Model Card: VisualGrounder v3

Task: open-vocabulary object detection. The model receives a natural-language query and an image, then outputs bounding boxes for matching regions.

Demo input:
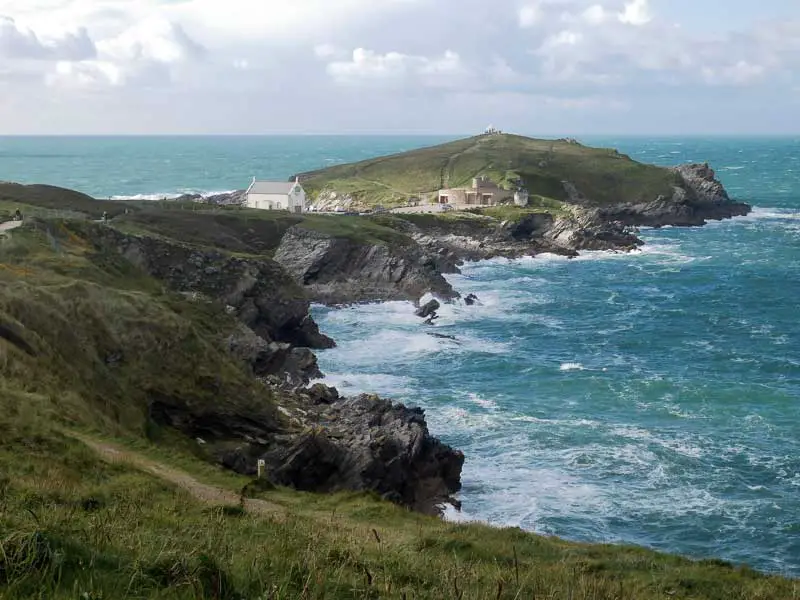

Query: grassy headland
[296,134,682,209]
[0,184,795,599]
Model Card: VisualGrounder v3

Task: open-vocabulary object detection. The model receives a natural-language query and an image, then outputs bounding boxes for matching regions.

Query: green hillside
[297,134,682,208]
[0,187,796,599]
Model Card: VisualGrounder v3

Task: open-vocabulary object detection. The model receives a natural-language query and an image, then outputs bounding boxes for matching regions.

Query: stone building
[436,176,514,207]
[245,177,306,213]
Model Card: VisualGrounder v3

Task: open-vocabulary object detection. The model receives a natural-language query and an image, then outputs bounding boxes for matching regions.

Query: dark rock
[415,299,440,319]
[259,394,464,515]
[428,333,458,341]
[273,226,458,305]
[82,225,335,354]
[507,213,555,240]
[593,163,751,229]
[305,383,340,405]
[464,294,479,306]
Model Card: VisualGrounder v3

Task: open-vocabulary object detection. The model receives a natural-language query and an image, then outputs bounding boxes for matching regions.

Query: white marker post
[257,459,266,479]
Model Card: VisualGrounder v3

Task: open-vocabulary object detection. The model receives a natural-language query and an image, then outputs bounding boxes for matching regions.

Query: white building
[245,177,306,213]
[514,189,530,207]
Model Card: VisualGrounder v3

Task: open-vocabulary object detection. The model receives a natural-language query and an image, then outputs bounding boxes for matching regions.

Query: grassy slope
[2,425,796,600]
[0,220,281,440]
[297,134,681,208]
[0,187,797,598]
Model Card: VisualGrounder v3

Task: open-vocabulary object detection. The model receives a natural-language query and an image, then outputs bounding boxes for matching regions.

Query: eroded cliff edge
[1,214,465,515]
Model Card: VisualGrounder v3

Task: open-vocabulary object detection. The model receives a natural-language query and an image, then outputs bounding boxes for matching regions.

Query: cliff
[1,186,795,598]
[273,224,458,304]
[0,202,464,516]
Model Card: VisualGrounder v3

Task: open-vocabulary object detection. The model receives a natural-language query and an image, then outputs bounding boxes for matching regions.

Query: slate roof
[247,181,297,195]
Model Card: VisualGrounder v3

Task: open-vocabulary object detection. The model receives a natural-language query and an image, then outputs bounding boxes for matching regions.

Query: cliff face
[591,163,751,228]
[81,224,334,384]
[2,217,464,516]
[273,225,458,304]
[215,390,464,515]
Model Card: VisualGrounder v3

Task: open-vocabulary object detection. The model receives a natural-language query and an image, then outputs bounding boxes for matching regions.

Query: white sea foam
[312,372,417,397]
[560,362,586,372]
[110,189,237,201]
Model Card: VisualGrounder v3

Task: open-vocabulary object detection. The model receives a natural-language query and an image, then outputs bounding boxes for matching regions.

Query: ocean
[2,135,799,575]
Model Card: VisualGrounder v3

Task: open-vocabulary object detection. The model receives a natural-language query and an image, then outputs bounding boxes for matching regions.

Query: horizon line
[2,132,799,139]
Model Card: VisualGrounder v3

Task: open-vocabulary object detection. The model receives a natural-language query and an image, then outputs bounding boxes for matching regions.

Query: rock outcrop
[214,391,464,515]
[273,225,458,305]
[592,163,751,228]
[81,224,333,383]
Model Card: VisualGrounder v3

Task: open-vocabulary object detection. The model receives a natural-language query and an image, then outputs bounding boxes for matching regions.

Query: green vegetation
[1,425,796,599]
[298,134,682,208]
[0,184,797,598]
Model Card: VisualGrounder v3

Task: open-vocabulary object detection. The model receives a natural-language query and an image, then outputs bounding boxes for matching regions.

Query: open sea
[2,135,799,575]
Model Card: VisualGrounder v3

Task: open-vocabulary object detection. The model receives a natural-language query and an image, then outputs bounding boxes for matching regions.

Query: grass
[104,205,414,253]
[0,220,282,441]
[0,188,798,598]
[0,425,797,599]
[297,134,682,209]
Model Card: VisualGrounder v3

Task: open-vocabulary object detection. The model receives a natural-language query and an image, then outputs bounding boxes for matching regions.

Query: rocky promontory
[273,225,459,305]
[61,217,463,514]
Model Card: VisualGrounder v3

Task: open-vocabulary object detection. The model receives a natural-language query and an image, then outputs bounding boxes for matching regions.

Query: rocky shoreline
[74,160,750,517]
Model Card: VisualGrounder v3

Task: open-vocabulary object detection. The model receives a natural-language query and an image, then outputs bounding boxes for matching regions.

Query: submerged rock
[415,299,441,319]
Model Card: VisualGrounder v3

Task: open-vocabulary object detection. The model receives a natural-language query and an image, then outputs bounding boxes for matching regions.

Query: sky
[0,0,798,135]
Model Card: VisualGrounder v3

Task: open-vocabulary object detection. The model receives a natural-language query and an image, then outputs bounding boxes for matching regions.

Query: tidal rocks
[273,225,458,305]
[464,294,479,306]
[415,299,441,319]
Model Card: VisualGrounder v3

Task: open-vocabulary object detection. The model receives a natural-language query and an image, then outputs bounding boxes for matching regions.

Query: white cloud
[313,43,341,59]
[327,48,468,88]
[46,59,123,87]
[97,18,203,65]
[582,5,607,25]
[0,0,797,133]
[46,17,204,88]
[519,4,543,28]
[0,15,94,60]
[703,60,767,86]
[619,0,651,26]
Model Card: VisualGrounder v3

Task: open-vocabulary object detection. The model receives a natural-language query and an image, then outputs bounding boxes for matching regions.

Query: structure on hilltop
[437,176,512,207]
[245,176,306,213]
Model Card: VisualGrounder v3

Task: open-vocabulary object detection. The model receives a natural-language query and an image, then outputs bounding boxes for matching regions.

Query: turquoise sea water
[2,135,799,575]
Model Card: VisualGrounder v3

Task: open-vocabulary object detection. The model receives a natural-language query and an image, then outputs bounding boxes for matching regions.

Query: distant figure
[101,211,108,223]
[13,209,22,221]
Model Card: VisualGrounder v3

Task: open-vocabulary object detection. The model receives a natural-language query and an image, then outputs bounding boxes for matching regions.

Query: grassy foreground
[0,189,797,598]
[1,423,797,600]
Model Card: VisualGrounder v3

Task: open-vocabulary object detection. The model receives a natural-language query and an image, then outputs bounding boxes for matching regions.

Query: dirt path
[73,434,284,516]
[0,220,23,233]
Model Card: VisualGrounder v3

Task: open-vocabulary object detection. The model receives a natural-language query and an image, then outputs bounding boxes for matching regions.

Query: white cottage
[245,177,306,213]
